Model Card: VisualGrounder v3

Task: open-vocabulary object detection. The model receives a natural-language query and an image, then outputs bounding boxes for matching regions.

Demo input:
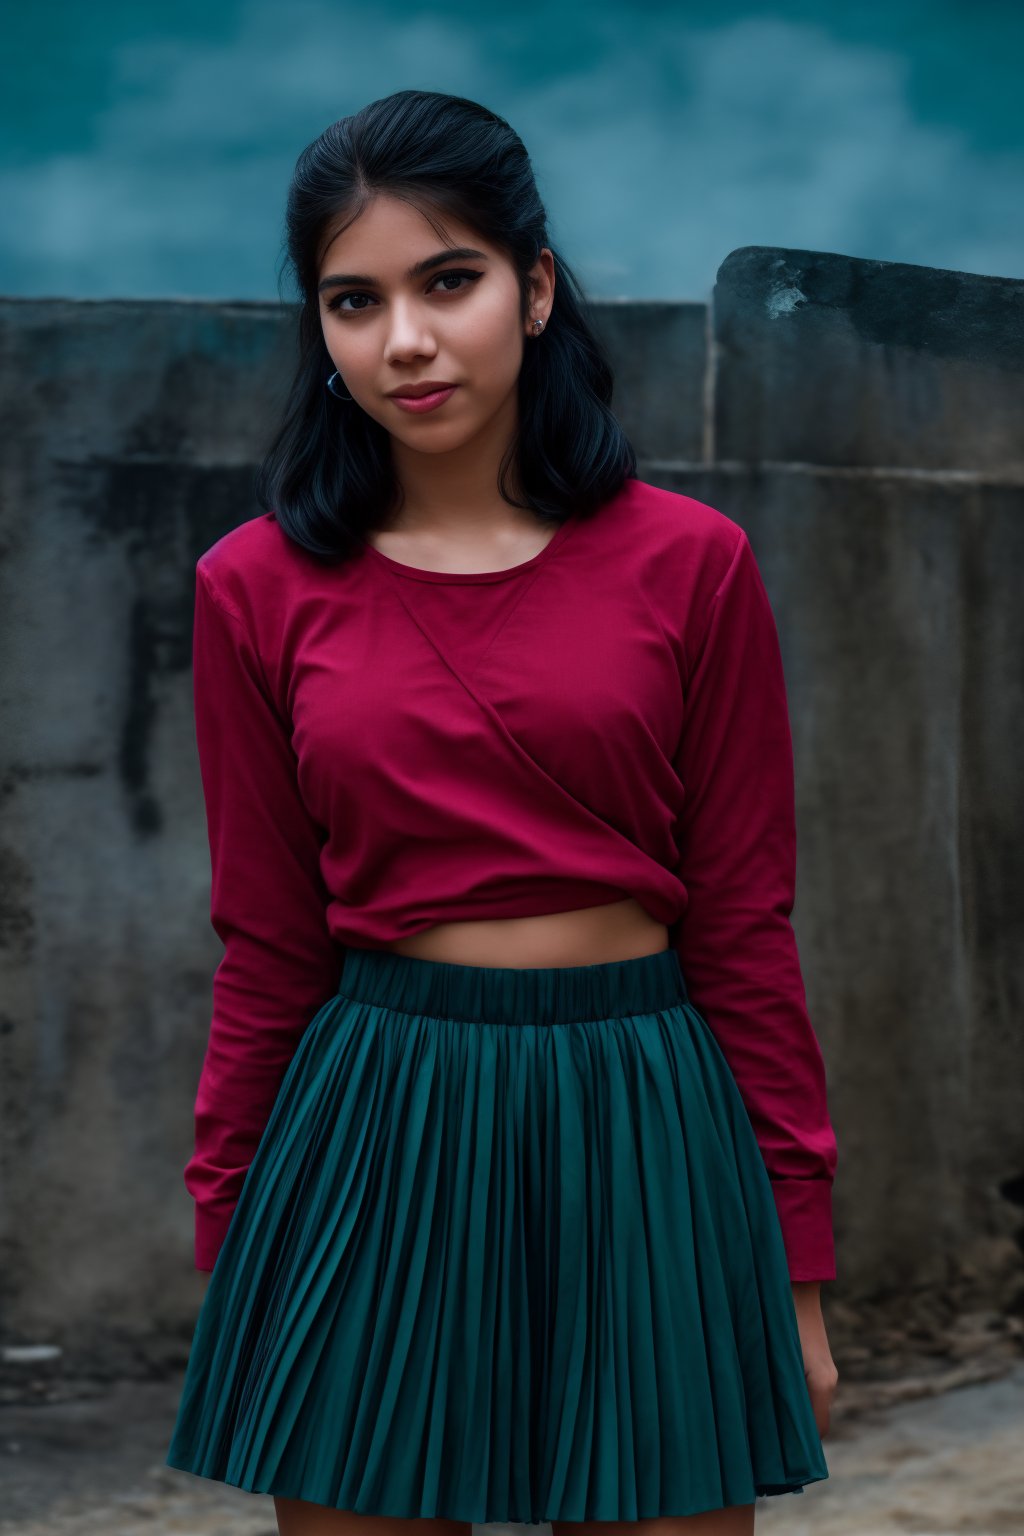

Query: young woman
[166,89,839,1536]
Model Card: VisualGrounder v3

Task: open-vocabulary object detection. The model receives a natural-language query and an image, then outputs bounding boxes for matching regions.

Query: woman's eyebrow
[318,247,488,293]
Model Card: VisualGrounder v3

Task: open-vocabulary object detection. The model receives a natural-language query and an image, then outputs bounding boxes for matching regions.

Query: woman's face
[316,193,553,455]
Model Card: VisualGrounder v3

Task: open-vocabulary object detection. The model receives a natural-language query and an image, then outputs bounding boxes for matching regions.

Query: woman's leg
[273,1498,472,1536]
[551,1506,756,1536]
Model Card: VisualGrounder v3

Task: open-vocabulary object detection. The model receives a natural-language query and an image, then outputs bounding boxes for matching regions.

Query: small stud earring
[533,319,544,334]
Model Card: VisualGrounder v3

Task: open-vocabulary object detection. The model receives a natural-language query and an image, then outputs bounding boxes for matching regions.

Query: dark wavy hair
[253,89,637,561]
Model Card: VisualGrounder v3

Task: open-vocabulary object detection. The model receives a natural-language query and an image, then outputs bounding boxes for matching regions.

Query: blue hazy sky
[3,0,1021,302]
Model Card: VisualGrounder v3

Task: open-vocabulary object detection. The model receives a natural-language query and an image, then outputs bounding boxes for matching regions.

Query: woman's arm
[672,526,840,1429]
[184,560,344,1273]
[672,526,839,1284]
[792,1280,840,1437]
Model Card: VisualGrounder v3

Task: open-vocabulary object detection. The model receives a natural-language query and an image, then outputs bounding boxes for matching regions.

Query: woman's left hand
[791,1281,839,1438]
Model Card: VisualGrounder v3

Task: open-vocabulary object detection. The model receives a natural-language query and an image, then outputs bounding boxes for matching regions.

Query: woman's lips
[390,385,459,414]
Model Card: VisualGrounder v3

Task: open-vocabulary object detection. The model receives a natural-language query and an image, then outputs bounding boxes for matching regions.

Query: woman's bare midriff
[374,896,669,969]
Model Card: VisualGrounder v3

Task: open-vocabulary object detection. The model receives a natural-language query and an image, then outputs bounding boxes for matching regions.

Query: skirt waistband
[337,944,690,1025]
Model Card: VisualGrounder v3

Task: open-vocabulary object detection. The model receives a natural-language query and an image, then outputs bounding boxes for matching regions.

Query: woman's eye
[326,269,481,313]
[329,292,371,313]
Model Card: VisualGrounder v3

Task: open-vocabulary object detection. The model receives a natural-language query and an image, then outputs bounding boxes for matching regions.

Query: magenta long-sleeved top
[184,476,838,1280]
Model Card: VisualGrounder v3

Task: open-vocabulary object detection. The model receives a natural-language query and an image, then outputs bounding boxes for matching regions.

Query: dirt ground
[1,1354,1023,1536]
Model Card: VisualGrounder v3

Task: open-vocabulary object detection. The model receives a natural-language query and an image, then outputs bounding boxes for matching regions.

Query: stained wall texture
[1,245,1022,1374]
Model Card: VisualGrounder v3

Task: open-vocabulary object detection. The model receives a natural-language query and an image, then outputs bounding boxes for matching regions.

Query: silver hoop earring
[326,371,353,400]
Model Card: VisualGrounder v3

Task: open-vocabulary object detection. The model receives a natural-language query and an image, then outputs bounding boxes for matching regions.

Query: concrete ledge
[713,245,1024,473]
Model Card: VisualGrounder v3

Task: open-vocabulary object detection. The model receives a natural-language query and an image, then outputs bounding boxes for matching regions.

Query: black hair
[253,89,637,561]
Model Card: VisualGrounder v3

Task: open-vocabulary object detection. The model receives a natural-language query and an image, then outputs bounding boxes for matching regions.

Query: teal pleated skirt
[165,945,829,1523]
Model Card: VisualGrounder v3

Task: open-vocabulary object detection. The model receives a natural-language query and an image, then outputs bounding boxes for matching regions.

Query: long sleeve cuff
[771,1176,836,1281]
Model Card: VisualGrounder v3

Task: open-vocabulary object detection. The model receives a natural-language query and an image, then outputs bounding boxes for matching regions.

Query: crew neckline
[360,512,580,584]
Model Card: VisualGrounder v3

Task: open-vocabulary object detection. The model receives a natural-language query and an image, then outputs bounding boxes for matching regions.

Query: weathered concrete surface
[712,245,1024,473]
[0,299,303,1365]
[1,244,1022,1391]
[600,297,708,461]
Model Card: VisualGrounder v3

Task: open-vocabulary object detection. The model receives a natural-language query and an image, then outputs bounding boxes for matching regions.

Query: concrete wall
[1,245,1022,1378]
